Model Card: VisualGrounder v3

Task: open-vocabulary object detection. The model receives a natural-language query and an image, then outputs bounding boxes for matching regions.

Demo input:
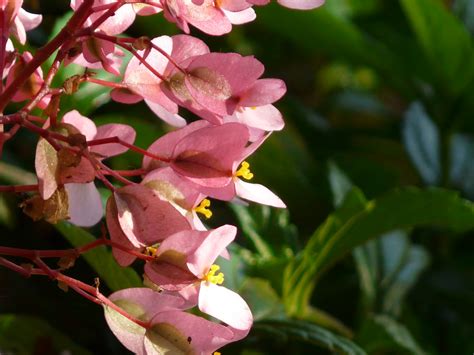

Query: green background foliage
[1,0,474,353]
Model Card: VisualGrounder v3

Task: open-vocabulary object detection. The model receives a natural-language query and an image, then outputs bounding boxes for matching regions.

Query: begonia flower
[35,110,136,226]
[1,0,42,44]
[143,120,286,207]
[106,183,192,266]
[105,287,241,355]
[145,225,253,335]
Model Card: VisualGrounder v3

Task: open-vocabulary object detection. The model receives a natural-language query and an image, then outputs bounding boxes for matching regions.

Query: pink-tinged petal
[11,16,26,44]
[222,8,256,25]
[91,123,136,158]
[99,4,136,35]
[106,197,138,266]
[144,262,196,291]
[277,0,325,10]
[123,36,172,100]
[238,78,286,107]
[35,138,57,200]
[105,288,185,354]
[238,131,270,164]
[195,182,237,201]
[190,211,207,231]
[167,35,209,74]
[59,157,96,185]
[218,0,251,11]
[115,184,192,245]
[187,53,264,98]
[147,311,234,354]
[231,104,285,132]
[65,182,102,227]
[145,100,187,128]
[181,0,232,36]
[199,283,253,331]
[109,287,186,316]
[18,8,42,31]
[110,88,143,104]
[142,167,203,211]
[156,229,210,261]
[143,120,210,170]
[171,123,249,187]
[133,3,163,16]
[62,110,97,141]
[187,225,236,277]
[235,179,286,208]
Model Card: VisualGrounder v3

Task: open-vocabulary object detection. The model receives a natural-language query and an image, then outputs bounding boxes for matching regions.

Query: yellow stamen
[235,161,254,180]
[194,198,213,219]
[203,264,224,285]
[144,246,158,257]
[214,353,222,355]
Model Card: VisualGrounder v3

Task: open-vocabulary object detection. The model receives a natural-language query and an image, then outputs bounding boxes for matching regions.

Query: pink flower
[278,0,325,10]
[106,184,192,266]
[35,110,136,226]
[143,120,286,207]
[105,287,241,355]
[145,225,253,335]
[1,0,42,44]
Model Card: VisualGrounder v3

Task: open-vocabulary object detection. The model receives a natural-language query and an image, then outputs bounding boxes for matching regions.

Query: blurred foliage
[1,0,474,354]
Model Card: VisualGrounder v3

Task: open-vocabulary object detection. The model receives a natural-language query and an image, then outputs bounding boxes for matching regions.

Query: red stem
[87,137,171,163]
[0,0,95,113]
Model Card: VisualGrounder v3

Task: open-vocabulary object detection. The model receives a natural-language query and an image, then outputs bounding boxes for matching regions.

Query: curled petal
[235,179,286,208]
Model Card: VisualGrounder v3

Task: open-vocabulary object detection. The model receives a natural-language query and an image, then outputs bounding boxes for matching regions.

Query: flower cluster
[0,0,323,353]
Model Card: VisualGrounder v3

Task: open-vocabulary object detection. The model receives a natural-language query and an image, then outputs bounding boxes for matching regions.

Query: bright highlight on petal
[194,198,213,219]
[235,161,254,180]
[203,264,224,285]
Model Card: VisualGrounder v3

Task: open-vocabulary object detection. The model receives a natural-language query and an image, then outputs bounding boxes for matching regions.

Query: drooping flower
[145,225,253,335]
[105,287,241,355]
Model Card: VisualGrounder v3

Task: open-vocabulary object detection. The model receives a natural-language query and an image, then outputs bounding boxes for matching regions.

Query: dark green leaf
[253,319,366,355]
[400,0,474,94]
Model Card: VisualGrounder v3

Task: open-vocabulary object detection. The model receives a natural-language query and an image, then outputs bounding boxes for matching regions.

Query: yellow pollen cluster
[235,161,254,180]
[144,246,158,257]
[204,264,224,285]
[194,198,213,219]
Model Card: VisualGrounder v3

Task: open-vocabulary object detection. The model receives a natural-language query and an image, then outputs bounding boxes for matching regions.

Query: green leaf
[402,102,440,185]
[253,319,366,355]
[239,278,285,321]
[400,0,474,94]
[286,187,474,315]
[357,314,426,355]
[328,160,355,208]
[0,314,90,355]
[55,222,142,291]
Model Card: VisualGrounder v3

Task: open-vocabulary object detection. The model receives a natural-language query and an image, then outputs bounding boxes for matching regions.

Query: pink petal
[62,110,97,141]
[18,8,42,31]
[187,225,236,277]
[277,0,325,9]
[65,182,103,227]
[110,88,143,104]
[145,100,187,127]
[90,123,136,158]
[235,179,286,208]
[238,78,286,107]
[106,197,139,266]
[143,120,210,170]
[231,104,285,132]
[222,8,256,25]
[144,262,197,291]
[199,283,253,331]
[115,184,192,245]
[147,311,234,354]
[171,123,249,187]
[58,157,96,185]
